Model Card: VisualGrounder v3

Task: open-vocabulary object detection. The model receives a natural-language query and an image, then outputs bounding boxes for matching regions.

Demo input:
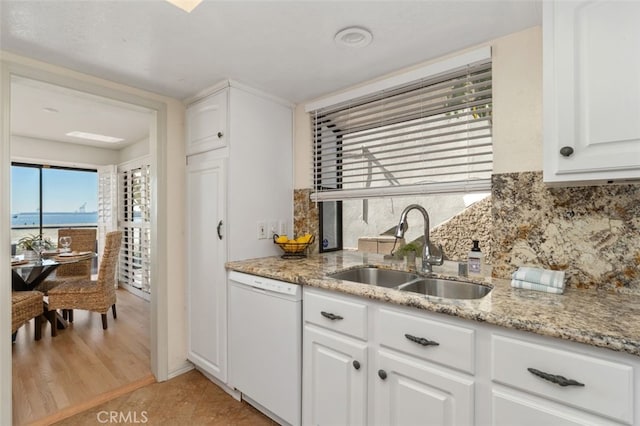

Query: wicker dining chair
[47,231,122,335]
[12,291,44,341]
[37,228,97,295]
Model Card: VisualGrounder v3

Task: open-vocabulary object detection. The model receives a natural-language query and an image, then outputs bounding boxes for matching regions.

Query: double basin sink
[328,266,491,300]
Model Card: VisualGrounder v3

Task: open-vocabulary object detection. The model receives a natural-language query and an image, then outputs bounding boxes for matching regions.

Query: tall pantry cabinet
[185,82,293,383]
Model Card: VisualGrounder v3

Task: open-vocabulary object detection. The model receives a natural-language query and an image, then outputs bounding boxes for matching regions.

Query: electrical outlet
[269,221,278,238]
[257,222,267,239]
[278,221,287,236]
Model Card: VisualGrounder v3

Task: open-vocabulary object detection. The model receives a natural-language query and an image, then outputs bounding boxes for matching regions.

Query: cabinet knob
[378,369,387,380]
[217,131,224,138]
[559,146,574,157]
[353,360,360,370]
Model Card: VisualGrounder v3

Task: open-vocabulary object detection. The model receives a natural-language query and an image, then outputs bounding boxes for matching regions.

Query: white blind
[311,61,492,201]
[118,161,151,294]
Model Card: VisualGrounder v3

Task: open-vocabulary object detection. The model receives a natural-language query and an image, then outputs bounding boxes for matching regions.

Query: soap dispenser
[467,240,484,277]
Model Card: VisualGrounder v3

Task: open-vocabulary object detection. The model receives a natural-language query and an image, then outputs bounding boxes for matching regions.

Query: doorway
[1,62,169,424]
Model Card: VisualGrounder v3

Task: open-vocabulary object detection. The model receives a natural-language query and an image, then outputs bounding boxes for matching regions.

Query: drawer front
[304,289,367,340]
[377,307,475,374]
[492,334,633,424]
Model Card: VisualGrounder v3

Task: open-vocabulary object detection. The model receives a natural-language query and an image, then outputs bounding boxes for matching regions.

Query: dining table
[11,251,96,332]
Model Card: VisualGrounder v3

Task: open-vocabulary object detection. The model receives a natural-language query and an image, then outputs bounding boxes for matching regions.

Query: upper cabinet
[185,88,228,156]
[543,0,640,185]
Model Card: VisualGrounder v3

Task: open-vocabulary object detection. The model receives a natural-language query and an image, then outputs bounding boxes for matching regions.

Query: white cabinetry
[303,326,367,426]
[374,349,474,426]
[186,82,293,385]
[543,0,640,185]
[303,289,368,426]
[186,158,227,380]
[491,333,634,425]
[302,287,640,426]
[302,288,475,426]
[185,89,228,156]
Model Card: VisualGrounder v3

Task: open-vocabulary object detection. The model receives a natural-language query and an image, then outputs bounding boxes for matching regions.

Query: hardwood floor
[12,288,152,425]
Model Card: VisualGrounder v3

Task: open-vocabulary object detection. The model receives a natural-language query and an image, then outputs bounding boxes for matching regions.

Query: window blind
[118,163,151,294]
[311,60,492,201]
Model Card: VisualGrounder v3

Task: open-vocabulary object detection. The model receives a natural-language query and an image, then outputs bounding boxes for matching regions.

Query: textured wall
[492,172,640,293]
[430,196,492,262]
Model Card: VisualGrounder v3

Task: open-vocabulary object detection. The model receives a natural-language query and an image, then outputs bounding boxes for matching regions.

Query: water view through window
[11,163,98,249]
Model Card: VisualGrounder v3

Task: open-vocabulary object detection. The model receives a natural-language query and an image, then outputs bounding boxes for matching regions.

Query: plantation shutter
[97,165,118,271]
[118,158,151,295]
[310,57,492,201]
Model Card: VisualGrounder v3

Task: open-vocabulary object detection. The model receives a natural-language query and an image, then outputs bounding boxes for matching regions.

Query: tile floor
[55,369,277,425]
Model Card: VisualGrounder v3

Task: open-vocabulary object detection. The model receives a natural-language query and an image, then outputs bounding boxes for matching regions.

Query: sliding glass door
[11,162,98,253]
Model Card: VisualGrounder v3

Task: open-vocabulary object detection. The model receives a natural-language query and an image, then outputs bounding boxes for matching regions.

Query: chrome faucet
[395,204,444,273]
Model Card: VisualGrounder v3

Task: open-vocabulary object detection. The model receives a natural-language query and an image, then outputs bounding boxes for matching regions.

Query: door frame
[1,60,169,425]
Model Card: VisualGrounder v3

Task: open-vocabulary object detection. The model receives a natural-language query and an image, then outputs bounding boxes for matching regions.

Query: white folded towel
[510,279,564,294]
[511,266,566,289]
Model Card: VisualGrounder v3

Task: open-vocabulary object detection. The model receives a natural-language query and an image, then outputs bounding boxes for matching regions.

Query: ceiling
[1,0,542,148]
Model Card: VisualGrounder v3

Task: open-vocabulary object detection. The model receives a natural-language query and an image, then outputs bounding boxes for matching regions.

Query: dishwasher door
[228,275,302,426]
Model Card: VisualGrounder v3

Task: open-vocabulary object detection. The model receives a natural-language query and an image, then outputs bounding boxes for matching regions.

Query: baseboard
[118,283,151,301]
[28,374,156,426]
[167,361,194,380]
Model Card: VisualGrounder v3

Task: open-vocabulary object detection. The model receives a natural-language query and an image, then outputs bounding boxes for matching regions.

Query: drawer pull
[378,369,387,380]
[353,360,361,370]
[405,333,439,347]
[527,368,585,387]
[321,311,344,321]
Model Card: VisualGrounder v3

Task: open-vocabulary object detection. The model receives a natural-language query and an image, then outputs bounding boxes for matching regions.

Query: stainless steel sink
[396,278,492,300]
[328,267,419,288]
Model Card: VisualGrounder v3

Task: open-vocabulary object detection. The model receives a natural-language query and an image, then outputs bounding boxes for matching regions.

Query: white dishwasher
[228,271,302,426]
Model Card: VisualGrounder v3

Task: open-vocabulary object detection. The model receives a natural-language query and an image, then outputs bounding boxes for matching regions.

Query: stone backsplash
[293,189,319,255]
[492,171,640,293]
[430,196,492,262]
[294,174,640,294]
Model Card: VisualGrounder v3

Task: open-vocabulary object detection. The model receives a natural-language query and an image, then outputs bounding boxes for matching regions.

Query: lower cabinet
[302,325,367,426]
[491,334,635,425]
[374,349,474,426]
[302,287,640,426]
[492,390,617,426]
[302,288,475,426]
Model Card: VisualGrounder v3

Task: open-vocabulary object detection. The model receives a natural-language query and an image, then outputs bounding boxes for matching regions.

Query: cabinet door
[303,325,367,426]
[186,89,228,155]
[374,349,474,426]
[186,157,227,381]
[492,390,610,426]
[544,1,640,184]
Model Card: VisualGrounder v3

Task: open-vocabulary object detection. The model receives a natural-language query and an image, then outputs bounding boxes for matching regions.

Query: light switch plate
[257,222,267,239]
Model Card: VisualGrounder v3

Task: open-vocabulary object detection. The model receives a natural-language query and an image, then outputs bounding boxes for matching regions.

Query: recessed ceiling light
[165,0,202,13]
[334,27,373,48]
[66,131,124,143]
[42,107,58,113]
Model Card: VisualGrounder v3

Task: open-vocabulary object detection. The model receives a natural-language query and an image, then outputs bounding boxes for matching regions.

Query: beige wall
[1,51,188,377]
[293,26,543,189]
[119,137,150,164]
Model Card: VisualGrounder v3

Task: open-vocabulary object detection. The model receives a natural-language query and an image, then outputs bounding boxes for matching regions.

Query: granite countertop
[226,250,640,357]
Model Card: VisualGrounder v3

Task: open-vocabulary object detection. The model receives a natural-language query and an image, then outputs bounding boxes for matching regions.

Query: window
[11,163,98,252]
[118,160,151,296]
[308,49,492,250]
